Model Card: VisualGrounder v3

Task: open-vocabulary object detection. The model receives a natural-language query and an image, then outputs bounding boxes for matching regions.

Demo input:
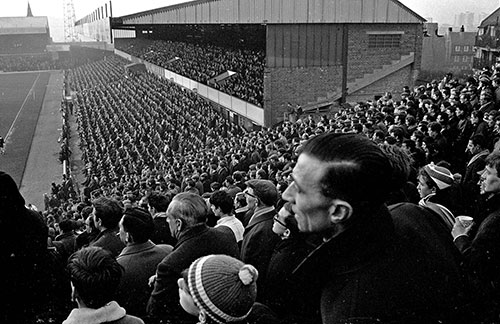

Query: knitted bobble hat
[187,255,258,324]
[423,162,454,190]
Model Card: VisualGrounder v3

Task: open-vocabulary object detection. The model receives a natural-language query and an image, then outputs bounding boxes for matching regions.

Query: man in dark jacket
[462,135,490,215]
[453,150,500,322]
[240,179,281,301]
[147,191,176,246]
[89,196,125,257]
[147,193,239,324]
[116,207,173,319]
[52,219,78,262]
[282,133,474,324]
[0,171,52,323]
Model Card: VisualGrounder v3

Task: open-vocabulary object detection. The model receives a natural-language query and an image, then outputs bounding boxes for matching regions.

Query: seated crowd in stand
[115,38,265,107]
[6,52,500,324]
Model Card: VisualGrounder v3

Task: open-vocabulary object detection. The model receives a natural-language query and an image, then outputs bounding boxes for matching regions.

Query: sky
[1,0,500,42]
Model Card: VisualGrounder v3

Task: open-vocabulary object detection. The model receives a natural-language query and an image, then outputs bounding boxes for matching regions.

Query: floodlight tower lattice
[63,0,78,42]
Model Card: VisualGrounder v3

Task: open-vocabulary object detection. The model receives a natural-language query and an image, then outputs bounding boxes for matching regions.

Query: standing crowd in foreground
[4,61,500,323]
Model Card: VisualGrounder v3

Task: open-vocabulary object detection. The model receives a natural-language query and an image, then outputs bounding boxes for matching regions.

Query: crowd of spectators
[9,49,500,323]
[115,38,265,107]
[0,54,80,72]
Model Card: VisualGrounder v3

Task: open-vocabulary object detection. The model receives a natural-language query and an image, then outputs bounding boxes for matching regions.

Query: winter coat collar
[63,301,126,324]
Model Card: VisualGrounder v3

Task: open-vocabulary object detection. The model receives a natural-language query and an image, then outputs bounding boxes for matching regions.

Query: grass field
[0,72,50,187]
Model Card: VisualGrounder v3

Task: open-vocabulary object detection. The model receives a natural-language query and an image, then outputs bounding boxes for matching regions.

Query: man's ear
[328,199,353,224]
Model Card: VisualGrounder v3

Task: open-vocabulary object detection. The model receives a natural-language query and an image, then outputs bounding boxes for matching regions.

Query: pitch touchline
[5,73,41,145]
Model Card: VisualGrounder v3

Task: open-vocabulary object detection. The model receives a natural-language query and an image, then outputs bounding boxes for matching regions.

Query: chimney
[449,27,453,32]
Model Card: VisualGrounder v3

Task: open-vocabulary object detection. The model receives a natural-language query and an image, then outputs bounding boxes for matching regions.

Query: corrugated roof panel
[361,0,375,22]
[375,0,389,23]
[295,1,308,23]
[387,0,400,22]
[118,0,424,25]
[348,0,362,23]
[282,0,293,23]
[270,0,281,23]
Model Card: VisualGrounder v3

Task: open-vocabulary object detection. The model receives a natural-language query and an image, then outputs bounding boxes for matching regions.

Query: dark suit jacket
[240,208,280,301]
[116,241,173,318]
[89,227,125,258]
[455,194,500,317]
[52,231,77,262]
[151,213,176,246]
[147,224,239,323]
[294,204,474,324]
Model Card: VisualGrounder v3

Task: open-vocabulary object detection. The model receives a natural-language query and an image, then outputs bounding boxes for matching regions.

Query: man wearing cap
[452,150,500,322]
[240,179,281,301]
[147,193,239,324]
[116,207,173,319]
[282,133,472,323]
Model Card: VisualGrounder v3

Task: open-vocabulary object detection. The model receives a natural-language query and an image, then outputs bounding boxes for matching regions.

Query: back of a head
[209,190,234,215]
[170,192,209,226]
[470,134,486,149]
[0,171,25,210]
[92,197,123,229]
[379,144,413,193]
[122,207,155,243]
[300,133,392,209]
[67,246,123,308]
[58,219,76,233]
[147,191,171,212]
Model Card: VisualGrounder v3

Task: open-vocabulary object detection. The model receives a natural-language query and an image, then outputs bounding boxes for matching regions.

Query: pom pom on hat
[423,163,454,190]
[187,255,258,324]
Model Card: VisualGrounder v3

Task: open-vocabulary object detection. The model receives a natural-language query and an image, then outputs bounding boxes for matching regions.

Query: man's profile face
[282,153,334,233]
[479,165,500,195]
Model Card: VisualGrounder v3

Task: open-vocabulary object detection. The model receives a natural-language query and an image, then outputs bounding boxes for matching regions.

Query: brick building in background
[474,6,500,70]
[446,28,475,74]
[421,23,475,78]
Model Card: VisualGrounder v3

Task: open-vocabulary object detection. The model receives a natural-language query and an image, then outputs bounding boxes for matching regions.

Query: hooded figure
[0,171,51,323]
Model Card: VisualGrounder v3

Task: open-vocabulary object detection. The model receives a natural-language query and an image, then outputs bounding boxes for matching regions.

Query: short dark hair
[147,191,171,212]
[470,134,486,149]
[67,247,123,308]
[428,122,442,133]
[486,151,500,175]
[233,171,243,182]
[300,133,392,209]
[121,207,154,243]
[92,197,123,229]
[209,190,234,214]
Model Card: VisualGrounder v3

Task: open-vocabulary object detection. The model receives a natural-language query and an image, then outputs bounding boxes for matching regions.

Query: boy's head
[178,255,258,323]
[67,246,124,308]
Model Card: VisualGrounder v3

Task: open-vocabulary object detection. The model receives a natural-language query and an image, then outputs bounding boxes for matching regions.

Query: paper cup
[456,216,473,227]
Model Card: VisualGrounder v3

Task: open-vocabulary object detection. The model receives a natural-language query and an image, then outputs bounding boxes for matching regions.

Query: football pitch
[0,72,50,187]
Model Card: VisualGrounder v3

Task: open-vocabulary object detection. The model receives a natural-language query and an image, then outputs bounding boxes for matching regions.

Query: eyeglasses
[273,215,287,228]
[243,189,257,199]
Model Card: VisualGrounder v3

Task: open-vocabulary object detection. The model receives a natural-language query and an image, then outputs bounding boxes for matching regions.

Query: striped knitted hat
[187,255,258,324]
[423,163,454,190]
